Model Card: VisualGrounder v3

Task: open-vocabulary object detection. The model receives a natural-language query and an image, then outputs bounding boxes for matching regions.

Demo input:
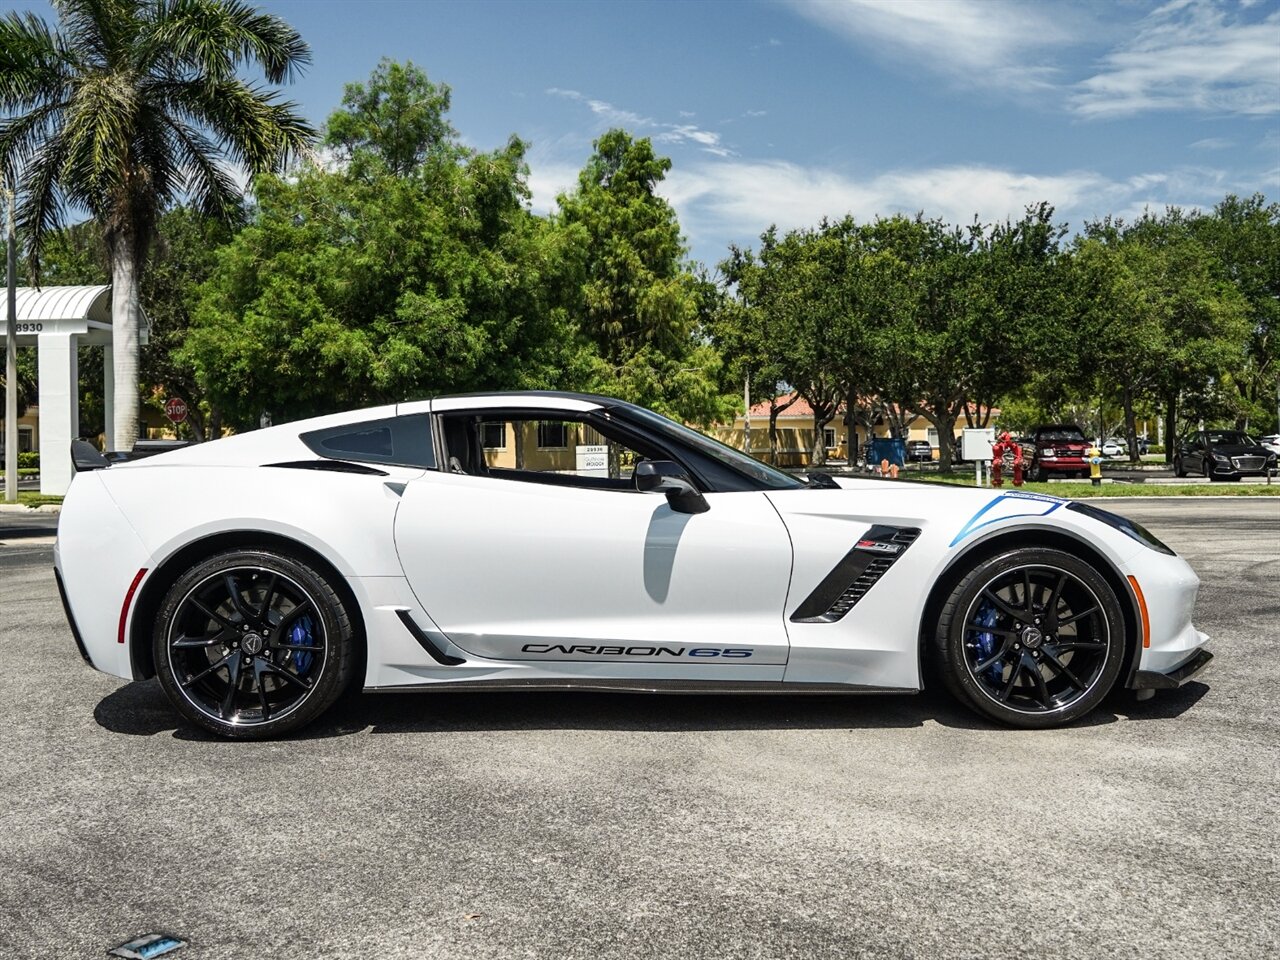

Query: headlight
[1067,501,1176,555]
[1211,452,1229,462]
[1040,448,1054,457]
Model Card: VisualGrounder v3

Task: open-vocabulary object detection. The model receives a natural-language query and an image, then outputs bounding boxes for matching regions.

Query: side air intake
[790,525,921,623]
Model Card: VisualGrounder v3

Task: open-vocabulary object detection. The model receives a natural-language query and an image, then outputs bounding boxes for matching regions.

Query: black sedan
[906,439,933,462]
[1175,430,1277,480]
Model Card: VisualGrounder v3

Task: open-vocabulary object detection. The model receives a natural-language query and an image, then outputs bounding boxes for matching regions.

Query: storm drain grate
[107,933,188,959]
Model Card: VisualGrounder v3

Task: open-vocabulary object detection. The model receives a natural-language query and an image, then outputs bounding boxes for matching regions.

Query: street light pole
[4,186,17,504]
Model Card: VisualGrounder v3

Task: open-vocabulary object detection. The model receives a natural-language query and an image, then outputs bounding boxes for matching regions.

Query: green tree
[324,58,461,178]
[556,129,733,425]
[718,229,801,463]
[1074,211,1248,460]
[0,0,313,450]
[1190,194,1280,433]
[183,63,588,427]
[143,205,242,440]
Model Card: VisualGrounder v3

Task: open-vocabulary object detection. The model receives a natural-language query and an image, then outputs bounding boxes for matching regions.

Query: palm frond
[156,76,315,173]
[58,71,136,204]
[0,12,72,109]
[18,138,72,281]
[147,0,310,84]
[164,116,242,220]
[50,0,136,68]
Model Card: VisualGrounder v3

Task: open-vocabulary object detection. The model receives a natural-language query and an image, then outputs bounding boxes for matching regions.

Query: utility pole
[4,185,17,504]
[743,371,751,455]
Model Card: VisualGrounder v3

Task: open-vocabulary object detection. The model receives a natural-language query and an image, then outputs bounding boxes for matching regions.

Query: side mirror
[634,460,709,514]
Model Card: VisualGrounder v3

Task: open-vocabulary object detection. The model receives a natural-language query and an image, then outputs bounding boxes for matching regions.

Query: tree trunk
[1121,385,1140,464]
[811,410,836,467]
[1164,394,1178,465]
[109,235,141,453]
[768,393,797,465]
[514,421,525,470]
[880,401,910,440]
[926,411,960,470]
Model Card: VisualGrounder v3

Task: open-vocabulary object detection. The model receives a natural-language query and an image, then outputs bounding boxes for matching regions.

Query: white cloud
[546,88,732,157]
[1070,0,1280,117]
[547,88,651,127]
[658,157,1260,260]
[1189,137,1235,149]
[662,160,1110,240]
[525,158,580,215]
[785,0,1073,92]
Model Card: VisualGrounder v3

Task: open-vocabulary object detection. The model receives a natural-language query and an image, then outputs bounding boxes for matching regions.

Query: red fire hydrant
[991,431,1025,487]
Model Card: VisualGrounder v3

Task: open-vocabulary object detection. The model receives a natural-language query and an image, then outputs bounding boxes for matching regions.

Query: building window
[823,427,837,449]
[481,422,507,450]
[19,426,34,453]
[537,421,568,449]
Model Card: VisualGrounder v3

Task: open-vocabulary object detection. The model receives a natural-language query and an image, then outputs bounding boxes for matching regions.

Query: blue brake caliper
[973,601,1002,683]
[286,615,316,672]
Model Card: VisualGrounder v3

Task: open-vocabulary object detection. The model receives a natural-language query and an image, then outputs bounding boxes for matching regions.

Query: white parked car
[55,392,1212,738]
[1259,434,1280,457]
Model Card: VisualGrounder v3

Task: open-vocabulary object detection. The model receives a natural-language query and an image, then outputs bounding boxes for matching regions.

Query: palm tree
[0,0,314,450]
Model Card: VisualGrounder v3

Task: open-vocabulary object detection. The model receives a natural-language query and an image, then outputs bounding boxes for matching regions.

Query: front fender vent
[791,525,921,623]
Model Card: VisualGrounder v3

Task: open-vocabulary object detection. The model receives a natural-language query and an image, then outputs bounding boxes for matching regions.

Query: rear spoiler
[71,439,110,472]
[71,438,194,472]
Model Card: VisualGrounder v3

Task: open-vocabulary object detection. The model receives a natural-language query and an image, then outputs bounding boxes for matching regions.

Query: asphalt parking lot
[2,499,1277,959]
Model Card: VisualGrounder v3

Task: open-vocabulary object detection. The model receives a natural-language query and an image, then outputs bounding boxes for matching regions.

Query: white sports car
[55,392,1212,738]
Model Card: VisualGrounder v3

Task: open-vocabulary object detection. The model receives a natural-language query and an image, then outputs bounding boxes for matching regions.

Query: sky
[6,0,1280,269]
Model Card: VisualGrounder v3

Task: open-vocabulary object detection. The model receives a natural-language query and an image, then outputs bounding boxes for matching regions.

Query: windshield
[612,404,805,489]
[1038,428,1086,443]
[1206,431,1255,446]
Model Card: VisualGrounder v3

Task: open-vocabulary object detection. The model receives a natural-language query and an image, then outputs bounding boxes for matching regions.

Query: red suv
[1029,424,1091,482]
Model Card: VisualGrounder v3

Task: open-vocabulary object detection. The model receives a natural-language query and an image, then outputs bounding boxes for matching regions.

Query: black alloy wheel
[935,548,1125,728]
[153,549,356,738]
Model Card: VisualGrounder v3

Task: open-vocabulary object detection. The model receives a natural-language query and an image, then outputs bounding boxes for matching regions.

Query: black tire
[1174,457,1186,478]
[153,549,357,739]
[1032,464,1046,483]
[933,547,1126,728]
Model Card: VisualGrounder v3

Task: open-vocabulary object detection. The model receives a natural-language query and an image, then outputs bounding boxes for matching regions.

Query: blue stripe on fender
[949,492,1066,547]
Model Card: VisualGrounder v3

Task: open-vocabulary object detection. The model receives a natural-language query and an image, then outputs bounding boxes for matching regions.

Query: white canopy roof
[10,285,148,346]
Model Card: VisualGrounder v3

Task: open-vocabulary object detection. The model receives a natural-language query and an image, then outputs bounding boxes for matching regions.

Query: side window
[466,416,660,490]
[301,414,435,468]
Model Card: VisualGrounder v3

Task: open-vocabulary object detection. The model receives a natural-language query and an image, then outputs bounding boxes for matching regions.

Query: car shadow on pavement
[93,677,1212,740]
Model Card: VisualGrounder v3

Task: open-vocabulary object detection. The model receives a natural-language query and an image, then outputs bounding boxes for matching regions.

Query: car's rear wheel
[153,549,356,739]
[934,548,1125,728]
[1174,457,1186,478]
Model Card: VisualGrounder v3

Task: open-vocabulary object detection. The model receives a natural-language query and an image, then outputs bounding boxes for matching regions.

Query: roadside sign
[164,397,188,424]
[962,428,995,462]
[575,443,609,477]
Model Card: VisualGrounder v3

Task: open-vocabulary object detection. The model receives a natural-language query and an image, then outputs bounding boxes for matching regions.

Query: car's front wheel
[934,548,1126,728]
[153,549,357,739]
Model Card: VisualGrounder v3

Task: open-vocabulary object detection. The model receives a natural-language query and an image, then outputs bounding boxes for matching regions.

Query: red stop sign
[165,397,188,424]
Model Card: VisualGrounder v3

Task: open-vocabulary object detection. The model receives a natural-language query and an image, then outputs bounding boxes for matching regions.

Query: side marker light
[118,568,148,644]
[1127,575,1151,648]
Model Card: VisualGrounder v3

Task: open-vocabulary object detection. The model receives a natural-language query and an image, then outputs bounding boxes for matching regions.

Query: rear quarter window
[301,414,435,469]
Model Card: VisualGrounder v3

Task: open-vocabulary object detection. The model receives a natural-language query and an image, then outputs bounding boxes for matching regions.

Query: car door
[1190,433,1207,475]
[392,410,794,675]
